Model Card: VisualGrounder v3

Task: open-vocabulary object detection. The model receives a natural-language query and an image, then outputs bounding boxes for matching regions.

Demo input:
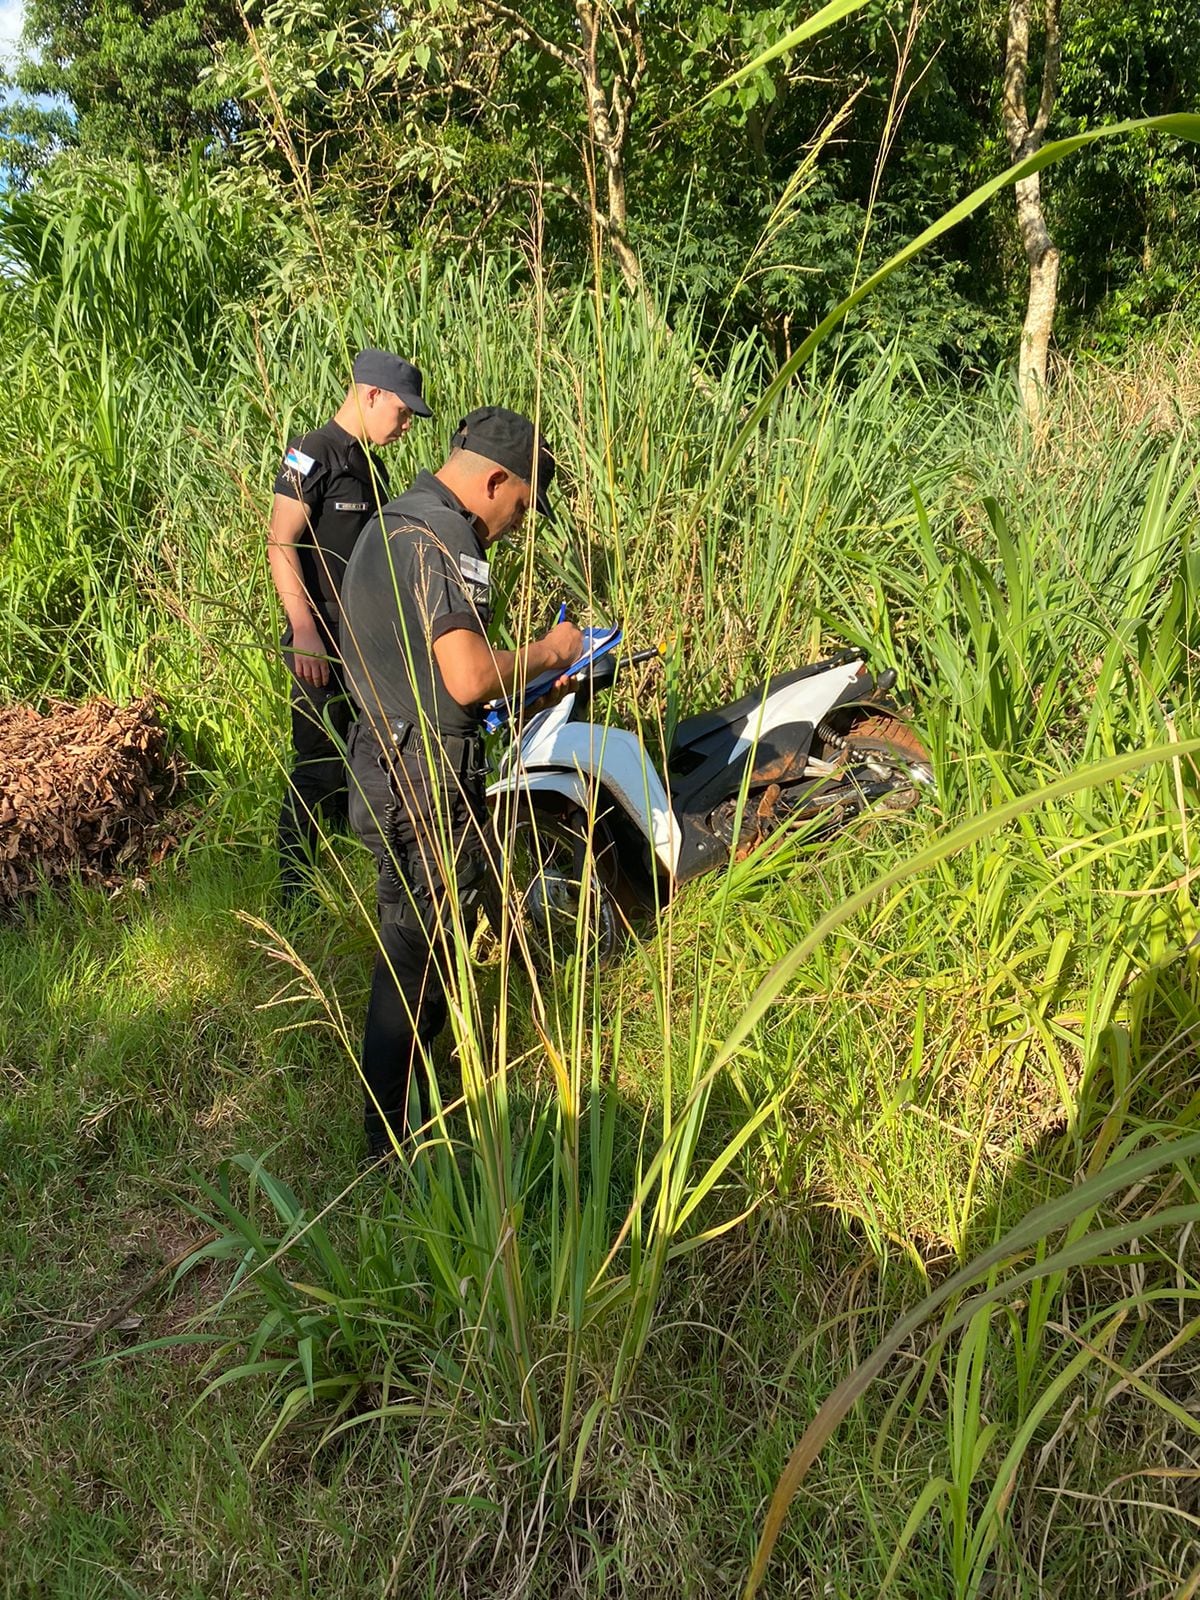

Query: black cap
[450,406,556,517]
[352,350,433,417]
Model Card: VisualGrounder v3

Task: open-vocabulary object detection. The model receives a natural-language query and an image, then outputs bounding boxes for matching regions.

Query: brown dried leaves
[0,696,181,902]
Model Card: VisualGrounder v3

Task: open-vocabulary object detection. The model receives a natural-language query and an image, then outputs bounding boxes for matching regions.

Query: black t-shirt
[273,418,389,640]
[339,471,494,740]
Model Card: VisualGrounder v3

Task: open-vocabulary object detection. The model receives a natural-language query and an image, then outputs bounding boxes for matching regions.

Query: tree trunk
[575,0,644,294]
[477,0,646,293]
[1013,171,1060,423]
[1003,0,1061,429]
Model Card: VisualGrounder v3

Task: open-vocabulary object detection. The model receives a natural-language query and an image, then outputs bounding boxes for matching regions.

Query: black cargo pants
[277,625,354,893]
[347,720,494,1151]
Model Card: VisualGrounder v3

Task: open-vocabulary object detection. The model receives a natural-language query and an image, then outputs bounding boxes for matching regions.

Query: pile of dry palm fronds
[0,696,180,901]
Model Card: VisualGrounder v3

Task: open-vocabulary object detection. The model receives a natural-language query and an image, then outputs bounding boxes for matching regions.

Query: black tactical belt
[371,718,485,779]
[383,716,414,751]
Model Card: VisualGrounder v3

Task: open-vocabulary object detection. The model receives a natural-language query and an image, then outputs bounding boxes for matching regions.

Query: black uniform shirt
[339,471,494,740]
[273,419,389,640]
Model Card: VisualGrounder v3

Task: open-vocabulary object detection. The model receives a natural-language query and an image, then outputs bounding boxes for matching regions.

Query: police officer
[268,350,433,901]
[339,407,583,1159]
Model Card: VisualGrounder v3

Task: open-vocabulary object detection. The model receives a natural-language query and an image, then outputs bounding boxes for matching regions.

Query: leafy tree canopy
[1,0,1197,370]
[13,0,246,156]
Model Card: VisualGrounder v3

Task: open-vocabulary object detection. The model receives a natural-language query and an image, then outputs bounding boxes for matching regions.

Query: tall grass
[2,167,1199,1593]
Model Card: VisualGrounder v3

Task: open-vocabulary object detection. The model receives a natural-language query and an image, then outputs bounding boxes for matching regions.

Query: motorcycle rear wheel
[840,711,934,808]
[843,710,928,761]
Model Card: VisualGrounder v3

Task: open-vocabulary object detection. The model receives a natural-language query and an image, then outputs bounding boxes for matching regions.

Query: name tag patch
[335,501,369,512]
[284,446,317,477]
[459,552,491,612]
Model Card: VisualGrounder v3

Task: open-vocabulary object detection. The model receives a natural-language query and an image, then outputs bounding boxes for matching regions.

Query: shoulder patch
[284,446,318,477]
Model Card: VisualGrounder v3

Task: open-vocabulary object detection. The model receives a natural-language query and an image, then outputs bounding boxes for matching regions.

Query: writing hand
[541,619,584,673]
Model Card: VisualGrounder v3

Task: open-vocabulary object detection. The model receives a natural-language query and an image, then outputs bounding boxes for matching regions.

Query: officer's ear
[484,467,509,500]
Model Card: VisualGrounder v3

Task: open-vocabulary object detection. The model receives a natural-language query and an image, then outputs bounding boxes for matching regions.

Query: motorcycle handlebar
[562,645,662,685]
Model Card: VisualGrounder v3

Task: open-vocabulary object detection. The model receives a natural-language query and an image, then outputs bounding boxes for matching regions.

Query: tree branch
[508,173,609,233]
[477,0,579,72]
[24,1229,220,1395]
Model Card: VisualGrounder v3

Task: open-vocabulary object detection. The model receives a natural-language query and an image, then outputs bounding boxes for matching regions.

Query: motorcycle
[486,638,934,968]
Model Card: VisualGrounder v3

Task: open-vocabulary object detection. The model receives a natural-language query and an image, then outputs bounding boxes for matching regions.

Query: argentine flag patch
[284,446,317,477]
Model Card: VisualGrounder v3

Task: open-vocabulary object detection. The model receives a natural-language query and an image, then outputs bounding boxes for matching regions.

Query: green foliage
[0,82,75,189]
[0,152,273,365]
[2,73,1200,1599]
[4,0,1199,362]
[207,0,487,229]
[1054,0,1200,345]
[14,0,246,158]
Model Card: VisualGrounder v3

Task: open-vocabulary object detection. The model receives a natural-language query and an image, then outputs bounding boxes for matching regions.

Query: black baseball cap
[352,350,433,417]
[450,406,556,517]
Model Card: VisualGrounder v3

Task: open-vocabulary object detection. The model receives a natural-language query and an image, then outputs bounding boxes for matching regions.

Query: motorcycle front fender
[487,722,682,880]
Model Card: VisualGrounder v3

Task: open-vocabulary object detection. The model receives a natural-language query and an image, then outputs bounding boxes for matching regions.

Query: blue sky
[1,0,24,69]
[1,0,73,127]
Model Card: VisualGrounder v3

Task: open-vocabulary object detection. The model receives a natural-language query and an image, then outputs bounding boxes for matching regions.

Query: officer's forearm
[267,540,318,633]
[441,643,519,706]
[435,632,563,708]
[489,644,542,700]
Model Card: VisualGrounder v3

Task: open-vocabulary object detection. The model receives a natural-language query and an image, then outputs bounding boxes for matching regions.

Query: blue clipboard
[483,622,623,733]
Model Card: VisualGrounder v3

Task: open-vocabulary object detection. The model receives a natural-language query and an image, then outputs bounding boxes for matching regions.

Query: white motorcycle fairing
[489,693,683,876]
[486,657,869,883]
[674,658,865,761]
